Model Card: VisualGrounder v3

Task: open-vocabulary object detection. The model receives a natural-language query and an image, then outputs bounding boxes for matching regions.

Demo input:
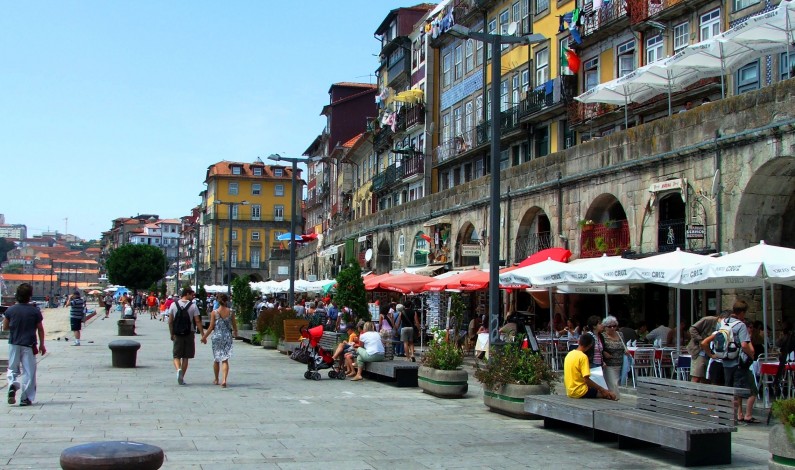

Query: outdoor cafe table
[626,347,664,360]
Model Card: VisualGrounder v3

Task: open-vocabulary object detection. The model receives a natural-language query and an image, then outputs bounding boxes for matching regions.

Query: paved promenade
[1,313,771,469]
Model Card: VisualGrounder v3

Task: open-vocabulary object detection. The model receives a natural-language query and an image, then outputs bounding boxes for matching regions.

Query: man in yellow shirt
[564,334,617,400]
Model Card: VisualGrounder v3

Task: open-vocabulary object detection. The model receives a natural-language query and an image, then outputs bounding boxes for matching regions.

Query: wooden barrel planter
[418,366,468,398]
[482,383,550,419]
[770,423,795,469]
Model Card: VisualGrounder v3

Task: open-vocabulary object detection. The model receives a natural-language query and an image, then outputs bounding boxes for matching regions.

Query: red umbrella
[423,272,467,292]
[378,272,435,294]
[516,247,572,267]
[363,273,394,291]
[457,270,490,291]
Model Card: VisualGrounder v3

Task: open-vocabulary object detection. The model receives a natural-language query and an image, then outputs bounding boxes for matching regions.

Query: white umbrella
[625,59,716,115]
[499,259,574,287]
[575,72,662,127]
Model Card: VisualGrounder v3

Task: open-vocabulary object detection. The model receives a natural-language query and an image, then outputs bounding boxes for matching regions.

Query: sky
[0,0,415,241]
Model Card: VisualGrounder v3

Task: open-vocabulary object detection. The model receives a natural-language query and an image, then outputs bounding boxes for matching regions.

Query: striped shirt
[69,298,86,318]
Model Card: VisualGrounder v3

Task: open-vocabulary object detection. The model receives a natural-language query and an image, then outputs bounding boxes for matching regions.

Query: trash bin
[117,319,136,336]
[108,340,141,368]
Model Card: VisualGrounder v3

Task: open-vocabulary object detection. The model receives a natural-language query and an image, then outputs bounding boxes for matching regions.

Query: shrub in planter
[419,327,467,398]
[771,398,795,468]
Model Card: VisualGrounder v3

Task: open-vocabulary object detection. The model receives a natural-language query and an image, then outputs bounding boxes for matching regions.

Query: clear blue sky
[0,1,413,241]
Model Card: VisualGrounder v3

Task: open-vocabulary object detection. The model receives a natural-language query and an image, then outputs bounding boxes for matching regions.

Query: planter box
[483,383,550,419]
[261,338,277,349]
[418,366,468,398]
[770,423,795,469]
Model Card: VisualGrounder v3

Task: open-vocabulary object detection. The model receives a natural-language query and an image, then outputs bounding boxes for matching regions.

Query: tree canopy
[0,238,15,263]
[335,263,369,322]
[105,244,167,292]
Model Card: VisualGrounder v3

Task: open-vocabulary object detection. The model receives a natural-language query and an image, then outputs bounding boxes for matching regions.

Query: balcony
[436,128,479,164]
[403,104,425,130]
[372,163,399,194]
[373,127,394,153]
[520,76,578,122]
[387,55,408,87]
[581,0,628,44]
[567,101,620,127]
[628,0,699,26]
[580,220,631,258]
[515,232,554,261]
[402,153,424,180]
[269,247,290,260]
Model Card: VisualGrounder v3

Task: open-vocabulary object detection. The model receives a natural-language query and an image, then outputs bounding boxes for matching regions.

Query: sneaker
[72,341,80,346]
[19,398,32,407]
[177,369,184,385]
[8,384,17,405]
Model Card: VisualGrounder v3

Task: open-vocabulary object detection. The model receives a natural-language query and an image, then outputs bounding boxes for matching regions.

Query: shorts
[172,334,196,359]
[400,327,414,342]
[745,367,758,396]
[70,317,83,331]
[582,387,599,399]
[691,355,708,378]
[708,361,725,386]
[724,365,750,390]
[148,306,158,314]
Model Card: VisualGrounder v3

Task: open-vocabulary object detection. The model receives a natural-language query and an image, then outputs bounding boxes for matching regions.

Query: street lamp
[214,199,249,297]
[268,153,308,308]
[447,24,546,347]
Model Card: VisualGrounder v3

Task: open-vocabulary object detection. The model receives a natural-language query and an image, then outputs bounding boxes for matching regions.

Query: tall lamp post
[214,200,248,298]
[268,154,308,308]
[448,24,546,347]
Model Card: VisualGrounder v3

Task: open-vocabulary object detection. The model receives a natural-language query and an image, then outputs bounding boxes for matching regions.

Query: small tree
[105,245,167,299]
[2,263,23,274]
[335,263,369,322]
[196,284,208,315]
[231,276,256,326]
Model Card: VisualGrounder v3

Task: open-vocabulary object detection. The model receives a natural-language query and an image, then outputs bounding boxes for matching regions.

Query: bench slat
[636,398,735,427]
[524,395,631,428]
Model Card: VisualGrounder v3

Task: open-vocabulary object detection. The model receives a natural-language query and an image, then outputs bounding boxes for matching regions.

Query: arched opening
[376,238,391,273]
[658,193,686,252]
[412,231,430,266]
[248,273,263,283]
[455,222,482,267]
[515,207,552,262]
[581,194,630,258]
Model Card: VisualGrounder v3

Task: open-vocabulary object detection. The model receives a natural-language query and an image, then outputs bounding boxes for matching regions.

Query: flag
[560,45,581,74]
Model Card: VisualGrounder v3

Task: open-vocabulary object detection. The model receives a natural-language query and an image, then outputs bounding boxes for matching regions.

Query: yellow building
[200,160,301,283]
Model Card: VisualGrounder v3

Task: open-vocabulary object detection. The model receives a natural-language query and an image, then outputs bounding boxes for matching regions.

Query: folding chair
[656,347,676,378]
[671,351,691,381]
[630,348,657,388]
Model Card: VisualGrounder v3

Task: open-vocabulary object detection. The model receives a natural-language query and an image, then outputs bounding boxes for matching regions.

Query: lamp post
[447,24,546,347]
[268,153,308,308]
[214,200,248,298]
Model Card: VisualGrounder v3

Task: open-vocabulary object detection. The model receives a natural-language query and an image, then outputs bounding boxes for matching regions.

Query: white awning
[320,244,344,258]
[423,216,451,227]
[404,265,445,276]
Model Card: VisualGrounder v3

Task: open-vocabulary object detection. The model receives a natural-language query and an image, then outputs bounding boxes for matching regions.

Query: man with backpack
[701,299,756,423]
[168,287,204,385]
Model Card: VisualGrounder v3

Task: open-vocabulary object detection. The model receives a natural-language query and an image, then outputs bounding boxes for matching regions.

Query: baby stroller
[301,325,345,380]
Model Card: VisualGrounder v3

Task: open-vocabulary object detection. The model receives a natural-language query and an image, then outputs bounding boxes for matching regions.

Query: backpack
[712,318,741,360]
[173,301,192,336]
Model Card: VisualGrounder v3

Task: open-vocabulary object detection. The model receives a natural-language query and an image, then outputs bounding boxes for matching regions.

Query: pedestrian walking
[102,293,113,319]
[4,283,47,406]
[146,292,159,319]
[66,290,86,346]
[200,293,238,388]
[168,288,204,385]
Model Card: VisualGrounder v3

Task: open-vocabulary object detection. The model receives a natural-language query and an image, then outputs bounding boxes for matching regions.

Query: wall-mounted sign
[649,178,684,193]
[461,244,481,257]
[686,224,705,239]
[277,266,289,275]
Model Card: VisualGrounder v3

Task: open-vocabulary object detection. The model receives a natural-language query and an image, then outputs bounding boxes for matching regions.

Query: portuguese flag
[560,44,581,75]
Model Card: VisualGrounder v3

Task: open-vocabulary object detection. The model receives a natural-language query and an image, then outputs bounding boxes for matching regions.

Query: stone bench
[363,360,419,387]
[108,340,141,368]
[60,441,163,469]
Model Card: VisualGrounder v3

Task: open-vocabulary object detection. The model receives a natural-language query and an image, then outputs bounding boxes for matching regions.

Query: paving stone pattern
[1,315,771,469]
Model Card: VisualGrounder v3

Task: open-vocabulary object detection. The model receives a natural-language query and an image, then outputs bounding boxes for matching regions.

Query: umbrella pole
[762,280,768,357]
[548,287,554,338]
[604,285,609,318]
[720,42,726,100]
[667,70,673,117]
[772,284,776,352]
[624,95,629,129]
[676,288,681,353]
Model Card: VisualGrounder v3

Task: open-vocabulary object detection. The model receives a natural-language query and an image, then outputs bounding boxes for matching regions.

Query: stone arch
[515,206,552,262]
[248,273,263,283]
[411,230,431,266]
[581,193,630,258]
[733,156,795,250]
[376,238,391,273]
[455,221,481,267]
[657,193,686,252]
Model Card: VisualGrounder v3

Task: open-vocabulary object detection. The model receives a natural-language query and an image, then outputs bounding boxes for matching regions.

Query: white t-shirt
[167,299,200,332]
[359,331,385,355]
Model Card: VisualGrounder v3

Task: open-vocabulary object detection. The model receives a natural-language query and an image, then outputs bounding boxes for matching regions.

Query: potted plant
[231,277,256,330]
[474,342,558,419]
[594,236,608,253]
[256,308,278,349]
[578,219,595,232]
[419,327,468,398]
[605,219,622,230]
[770,398,795,466]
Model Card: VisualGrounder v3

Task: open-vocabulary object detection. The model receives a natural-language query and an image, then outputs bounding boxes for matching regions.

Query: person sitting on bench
[564,334,617,400]
[350,321,385,381]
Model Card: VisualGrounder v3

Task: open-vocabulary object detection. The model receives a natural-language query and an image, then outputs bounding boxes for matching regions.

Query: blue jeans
[392,332,404,355]
[7,344,38,403]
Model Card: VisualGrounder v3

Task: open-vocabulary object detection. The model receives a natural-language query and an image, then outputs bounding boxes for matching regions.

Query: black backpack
[173,302,192,336]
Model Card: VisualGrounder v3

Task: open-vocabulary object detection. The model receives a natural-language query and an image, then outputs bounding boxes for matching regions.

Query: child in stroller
[302,325,346,380]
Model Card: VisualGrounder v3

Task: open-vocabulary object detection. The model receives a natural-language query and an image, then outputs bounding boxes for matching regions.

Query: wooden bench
[363,360,420,387]
[524,395,632,441]
[318,331,345,352]
[594,377,747,466]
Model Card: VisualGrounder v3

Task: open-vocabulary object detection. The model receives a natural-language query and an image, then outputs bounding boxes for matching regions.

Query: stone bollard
[117,319,136,336]
[108,340,141,368]
[60,441,164,469]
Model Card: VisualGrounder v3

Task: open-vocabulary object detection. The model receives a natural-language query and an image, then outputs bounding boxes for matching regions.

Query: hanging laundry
[593,0,603,9]
[560,8,583,44]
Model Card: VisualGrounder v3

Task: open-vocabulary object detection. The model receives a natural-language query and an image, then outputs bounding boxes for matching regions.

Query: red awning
[378,273,435,294]
[516,247,572,267]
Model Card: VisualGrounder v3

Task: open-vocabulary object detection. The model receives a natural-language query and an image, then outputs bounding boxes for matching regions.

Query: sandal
[744,417,760,424]
[221,383,227,388]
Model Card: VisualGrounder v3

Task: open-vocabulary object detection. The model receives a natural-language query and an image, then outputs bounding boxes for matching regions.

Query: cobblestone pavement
[1,314,771,469]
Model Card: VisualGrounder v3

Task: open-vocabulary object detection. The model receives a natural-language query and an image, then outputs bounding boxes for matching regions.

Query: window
[474,158,484,178]
[501,79,509,111]
[228,182,238,195]
[734,0,759,12]
[700,9,720,41]
[513,2,521,33]
[522,69,530,91]
[454,44,463,80]
[251,231,260,241]
[535,125,549,157]
[231,204,239,219]
[736,61,760,94]
[522,0,530,33]
[275,184,284,196]
[252,183,261,195]
[475,96,484,125]
[646,35,664,64]
[231,166,241,175]
[442,113,451,145]
[231,230,237,240]
[398,233,405,256]
[476,29,484,66]
[443,52,452,87]
[617,40,635,77]
[781,51,794,80]
[274,168,283,177]
[453,107,462,140]
[584,57,599,91]
[464,101,473,141]
[512,75,520,108]
[465,39,474,73]
[536,0,549,14]
[230,249,237,268]
[251,249,260,268]
[487,20,497,59]
[535,49,549,86]
[251,204,261,221]
[673,22,690,52]
[274,204,284,220]
[500,10,510,50]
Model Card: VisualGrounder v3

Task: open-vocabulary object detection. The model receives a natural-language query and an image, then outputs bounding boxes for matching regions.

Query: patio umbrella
[575,72,662,127]
[378,272,435,294]
[516,247,572,267]
[625,58,717,116]
[363,273,394,291]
